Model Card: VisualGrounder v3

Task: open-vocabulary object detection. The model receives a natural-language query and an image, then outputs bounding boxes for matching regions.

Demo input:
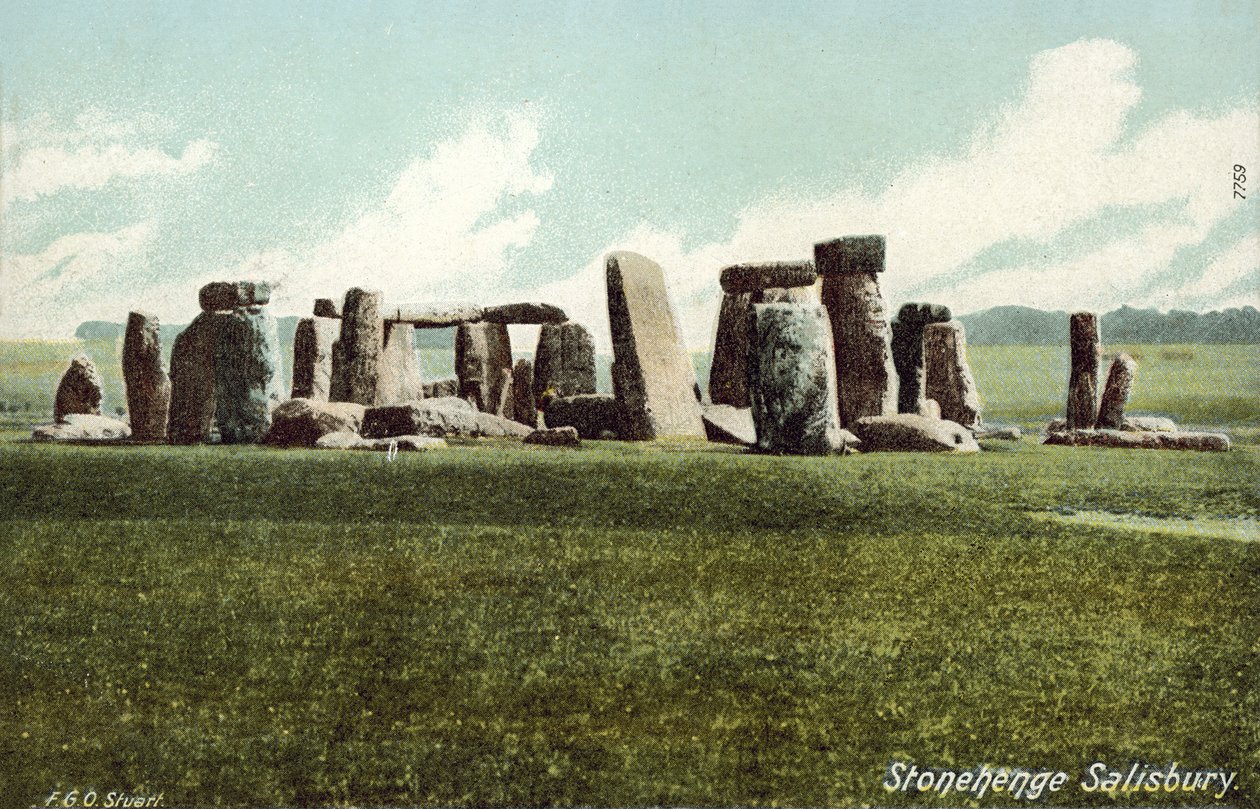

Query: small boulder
[524,426,581,447]
[54,355,104,421]
[850,414,980,453]
[314,430,364,449]
[266,399,367,447]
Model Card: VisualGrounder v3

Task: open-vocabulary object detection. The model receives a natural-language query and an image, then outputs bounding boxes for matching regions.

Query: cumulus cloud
[551,39,1259,351]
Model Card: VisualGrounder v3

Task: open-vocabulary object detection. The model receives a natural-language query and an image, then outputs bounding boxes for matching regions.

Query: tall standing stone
[214,307,284,444]
[377,321,425,405]
[291,316,340,401]
[605,251,706,440]
[533,321,597,407]
[122,311,170,440]
[923,321,981,429]
[54,355,104,422]
[748,303,842,455]
[1066,312,1100,429]
[168,312,227,444]
[891,303,952,414]
[816,236,898,426]
[455,322,512,413]
[1096,353,1136,429]
[329,288,385,406]
[708,291,754,407]
[512,359,536,427]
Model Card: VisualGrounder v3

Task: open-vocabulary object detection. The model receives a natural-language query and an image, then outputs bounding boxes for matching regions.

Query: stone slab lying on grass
[314,431,446,451]
[544,393,625,439]
[1047,415,1179,434]
[974,425,1022,441]
[266,399,366,447]
[701,404,757,446]
[1044,429,1229,452]
[850,413,980,453]
[523,426,581,447]
[32,414,132,442]
[360,398,532,439]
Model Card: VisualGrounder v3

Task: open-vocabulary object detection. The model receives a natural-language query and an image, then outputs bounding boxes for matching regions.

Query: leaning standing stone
[532,321,596,406]
[122,311,171,440]
[291,316,340,401]
[1096,353,1136,429]
[816,236,898,425]
[329,288,385,406]
[606,251,705,440]
[455,321,512,413]
[708,291,754,408]
[748,303,842,455]
[1066,312,1099,429]
[168,312,227,444]
[891,303,952,414]
[54,355,104,422]
[923,321,981,429]
[213,307,284,444]
[377,321,425,405]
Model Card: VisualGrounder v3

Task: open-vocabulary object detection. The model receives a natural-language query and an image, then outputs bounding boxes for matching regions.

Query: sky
[1,0,1257,347]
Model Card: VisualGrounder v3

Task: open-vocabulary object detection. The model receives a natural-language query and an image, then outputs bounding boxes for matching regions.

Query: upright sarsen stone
[891,303,952,414]
[291,316,340,401]
[748,303,842,455]
[213,307,284,444]
[533,322,596,406]
[816,236,898,425]
[1066,312,1099,429]
[329,288,385,406]
[54,355,104,422]
[708,292,754,407]
[512,359,536,427]
[605,251,705,440]
[923,321,981,429]
[1096,353,1136,429]
[378,321,425,405]
[168,312,228,444]
[455,321,512,413]
[122,311,171,440]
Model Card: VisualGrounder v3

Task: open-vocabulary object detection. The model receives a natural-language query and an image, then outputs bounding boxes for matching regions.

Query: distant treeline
[957,305,1260,345]
[75,317,456,351]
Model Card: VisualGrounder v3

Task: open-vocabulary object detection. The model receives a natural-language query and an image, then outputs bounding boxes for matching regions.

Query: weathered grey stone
[213,307,284,444]
[377,321,425,405]
[494,367,514,419]
[1066,312,1099,429]
[54,355,103,422]
[32,413,131,442]
[543,394,625,439]
[314,430,364,449]
[313,298,340,318]
[701,404,757,446]
[1122,416,1178,432]
[918,399,942,419]
[511,359,537,427]
[524,426,581,447]
[975,425,1022,441]
[719,261,817,294]
[606,251,706,440]
[265,399,366,447]
[818,244,898,424]
[312,431,446,451]
[814,235,885,275]
[168,312,228,444]
[708,292,754,408]
[329,288,385,406]
[199,282,239,312]
[891,303,953,414]
[533,321,597,407]
[424,378,460,399]
[122,311,171,441]
[291,316,340,401]
[239,280,270,306]
[748,303,843,456]
[923,321,981,429]
[455,322,512,413]
[1044,429,1229,452]
[390,303,483,328]
[1096,353,1136,429]
[756,286,815,304]
[482,302,567,324]
[361,398,532,439]
[850,413,981,453]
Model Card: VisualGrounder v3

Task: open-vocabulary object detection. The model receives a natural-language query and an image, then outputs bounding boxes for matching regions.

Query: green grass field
[2,340,1258,806]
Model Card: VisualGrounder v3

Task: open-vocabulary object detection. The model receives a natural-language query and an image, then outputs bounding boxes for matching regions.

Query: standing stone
[122,311,170,440]
[748,303,842,455]
[512,359,536,427]
[291,316,340,401]
[923,321,981,429]
[605,251,705,440]
[532,321,596,406]
[424,378,460,399]
[377,321,425,405]
[313,298,340,319]
[213,307,284,444]
[816,236,898,425]
[54,355,104,422]
[329,288,385,406]
[455,321,512,413]
[494,367,514,419]
[168,312,227,444]
[708,292,754,408]
[891,303,952,414]
[1066,312,1099,429]
[1096,353,1136,429]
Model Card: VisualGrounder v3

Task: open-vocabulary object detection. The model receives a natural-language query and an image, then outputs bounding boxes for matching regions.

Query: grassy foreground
[2,436,1257,807]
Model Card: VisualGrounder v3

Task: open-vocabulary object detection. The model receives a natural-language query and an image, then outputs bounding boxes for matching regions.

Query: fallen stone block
[544,393,625,439]
[524,426,581,447]
[850,413,980,453]
[701,404,757,446]
[266,399,366,447]
[361,398,532,439]
[390,303,483,327]
[33,414,132,442]
[1044,429,1229,452]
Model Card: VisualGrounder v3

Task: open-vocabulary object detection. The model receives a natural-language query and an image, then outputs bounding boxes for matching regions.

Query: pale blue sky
[1,1,1257,341]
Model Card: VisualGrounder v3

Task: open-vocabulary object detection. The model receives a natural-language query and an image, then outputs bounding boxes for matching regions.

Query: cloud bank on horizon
[1,37,1257,347]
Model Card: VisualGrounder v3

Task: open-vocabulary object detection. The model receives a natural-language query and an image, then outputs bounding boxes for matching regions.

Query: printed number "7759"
[1234,164,1246,199]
